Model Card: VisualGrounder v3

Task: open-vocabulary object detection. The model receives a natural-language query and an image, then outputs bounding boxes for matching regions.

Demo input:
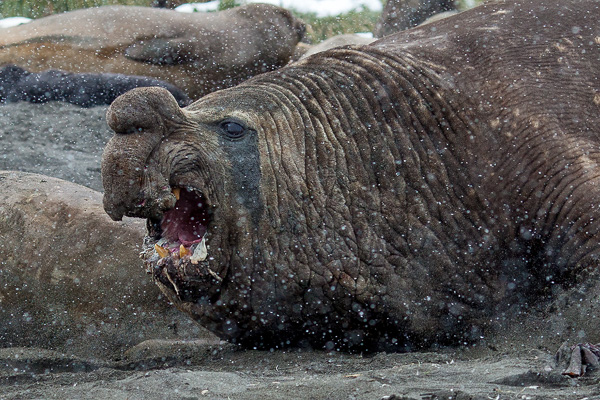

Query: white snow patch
[176,2,220,13]
[177,0,382,17]
[0,17,32,28]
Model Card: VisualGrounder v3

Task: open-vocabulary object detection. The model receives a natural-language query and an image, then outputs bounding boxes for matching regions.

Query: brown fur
[0,4,305,100]
[101,0,600,351]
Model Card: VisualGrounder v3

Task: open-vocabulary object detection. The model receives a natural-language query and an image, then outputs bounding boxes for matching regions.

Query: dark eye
[220,120,246,139]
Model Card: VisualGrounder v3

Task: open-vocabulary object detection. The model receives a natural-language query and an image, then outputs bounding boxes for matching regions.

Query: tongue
[161,188,207,245]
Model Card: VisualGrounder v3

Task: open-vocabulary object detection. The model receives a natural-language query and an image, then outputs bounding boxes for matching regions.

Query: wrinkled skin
[0,4,305,100]
[102,0,600,351]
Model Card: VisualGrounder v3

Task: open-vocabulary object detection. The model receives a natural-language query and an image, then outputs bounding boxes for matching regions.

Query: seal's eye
[220,120,246,139]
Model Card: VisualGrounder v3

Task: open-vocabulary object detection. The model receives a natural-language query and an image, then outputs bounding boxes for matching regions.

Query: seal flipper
[124,38,198,65]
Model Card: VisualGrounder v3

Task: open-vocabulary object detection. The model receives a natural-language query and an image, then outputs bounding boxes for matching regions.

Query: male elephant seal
[0,64,191,107]
[0,4,305,100]
[101,0,600,351]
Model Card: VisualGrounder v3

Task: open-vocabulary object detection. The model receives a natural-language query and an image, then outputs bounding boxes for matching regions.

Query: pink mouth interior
[161,188,209,246]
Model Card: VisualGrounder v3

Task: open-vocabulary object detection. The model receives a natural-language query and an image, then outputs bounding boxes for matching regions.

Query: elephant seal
[374,0,456,37]
[101,0,600,351]
[0,171,206,359]
[0,64,191,107]
[0,4,305,100]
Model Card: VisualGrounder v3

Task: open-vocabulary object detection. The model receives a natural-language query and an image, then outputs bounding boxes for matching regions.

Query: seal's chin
[140,187,222,301]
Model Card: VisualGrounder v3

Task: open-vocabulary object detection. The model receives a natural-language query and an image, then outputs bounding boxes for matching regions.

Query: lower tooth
[190,237,208,264]
[179,244,190,258]
[155,244,169,258]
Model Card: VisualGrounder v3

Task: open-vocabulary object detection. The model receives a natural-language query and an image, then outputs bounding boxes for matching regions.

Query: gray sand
[1,101,599,399]
[0,101,111,192]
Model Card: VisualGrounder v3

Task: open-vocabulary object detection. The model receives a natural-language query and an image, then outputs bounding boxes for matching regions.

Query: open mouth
[140,186,222,289]
[140,187,223,302]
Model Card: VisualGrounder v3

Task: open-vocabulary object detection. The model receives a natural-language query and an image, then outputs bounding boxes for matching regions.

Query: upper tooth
[172,187,181,200]
[190,237,208,264]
